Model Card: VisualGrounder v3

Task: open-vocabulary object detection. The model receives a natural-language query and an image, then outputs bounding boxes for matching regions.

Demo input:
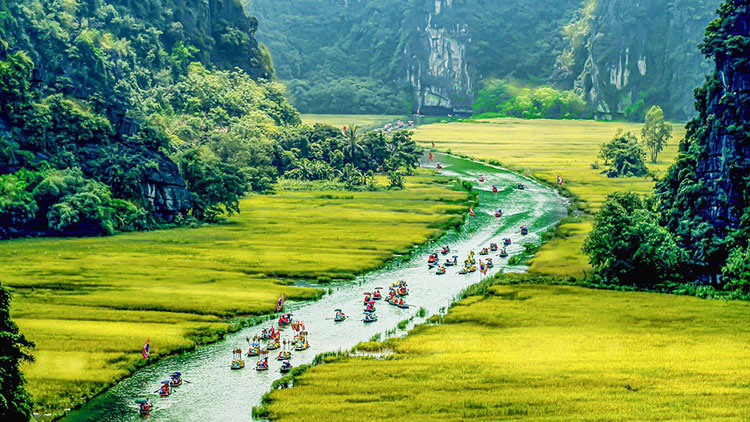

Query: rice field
[2,172,468,418]
[301,114,405,129]
[265,282,750,421]
[413,118,685,278]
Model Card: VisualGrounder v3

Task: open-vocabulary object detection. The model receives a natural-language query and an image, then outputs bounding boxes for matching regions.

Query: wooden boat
[231,349,245,370]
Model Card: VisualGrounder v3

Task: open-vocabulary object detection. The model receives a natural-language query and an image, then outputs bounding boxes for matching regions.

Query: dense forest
[585,0,750,293]
[0,0,420,239]
[247,0,720,119]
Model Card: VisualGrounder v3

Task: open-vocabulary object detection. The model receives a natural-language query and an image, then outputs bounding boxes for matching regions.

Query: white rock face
[406,0,472,112]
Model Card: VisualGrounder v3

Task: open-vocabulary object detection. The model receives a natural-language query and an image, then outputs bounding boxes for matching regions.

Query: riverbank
[413,117,684,279]
[3,171,469,420]
[264,275,750,421]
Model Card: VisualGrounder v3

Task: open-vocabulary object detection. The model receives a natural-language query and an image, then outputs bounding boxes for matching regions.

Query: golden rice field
[266,282,750,421]
[301,113,405,129]
[413,118,686,278]
[2,173,468,418]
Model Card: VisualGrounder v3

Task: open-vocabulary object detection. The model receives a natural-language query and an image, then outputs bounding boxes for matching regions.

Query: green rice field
[266,281,750,421]
[2,173,468,418]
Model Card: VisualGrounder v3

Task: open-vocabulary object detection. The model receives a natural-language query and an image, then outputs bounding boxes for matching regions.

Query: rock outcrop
[555,0,720,120]
[657,0,750,279]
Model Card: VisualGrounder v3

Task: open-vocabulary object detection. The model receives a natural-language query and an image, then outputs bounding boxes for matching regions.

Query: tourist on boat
[372,289,382,300]
[436,266,446,275]
[159,381,171,396]
[136,398,152,414]
[169,372,182,387]
[503,238,512,246]
[490,243,498,251]
[441,246,450,255]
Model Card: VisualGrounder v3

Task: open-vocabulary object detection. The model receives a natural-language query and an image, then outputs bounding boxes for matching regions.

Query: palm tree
[342,125,365,164]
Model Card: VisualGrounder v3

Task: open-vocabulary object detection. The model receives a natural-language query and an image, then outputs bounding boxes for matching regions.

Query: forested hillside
[247,0,720,119]
[0,0,422,239]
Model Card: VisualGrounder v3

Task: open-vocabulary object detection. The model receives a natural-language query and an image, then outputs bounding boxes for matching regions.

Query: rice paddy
[300,114,405,129]
[265,282,750,421]
[2,172,468,418]
[413,118,686,278]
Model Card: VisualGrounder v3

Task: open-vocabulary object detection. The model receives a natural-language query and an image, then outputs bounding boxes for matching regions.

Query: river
[63,153,567,422]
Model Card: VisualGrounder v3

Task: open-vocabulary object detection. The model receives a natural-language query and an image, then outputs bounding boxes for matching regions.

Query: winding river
[63,153,567,422]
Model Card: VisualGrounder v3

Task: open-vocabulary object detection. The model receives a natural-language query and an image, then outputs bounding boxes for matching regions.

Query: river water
[63,153,567,422]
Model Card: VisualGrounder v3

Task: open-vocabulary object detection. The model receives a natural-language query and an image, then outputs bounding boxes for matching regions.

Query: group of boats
[426,222,530,276]
[355,280,411,323]
[230,313,310,377]
[135,371,184,414]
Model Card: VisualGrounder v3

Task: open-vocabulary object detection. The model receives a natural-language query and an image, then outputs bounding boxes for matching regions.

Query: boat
[334,308,347,321]
[458,267,469,275]
[503,238,512,246]
[294,341,309,351]
[169,372,182,387]
[277,350,292,361]
[479,176,485,182]
[467,265,477,273]
[441,246,450,255]
[499,248,508,258]
[279,360,293,373]
[436,266,446,275]
[486,259,494,268]
[135,399,152,415]
[247,346,261,357]
[159,381,171,397]
[492,185,498,193]
[521,226,529,235]
[278,313,292,326]
[363,313,378,323]
[267,340,280,351]
[494,209,502,218]
[372,289,382,300]
[231,349,245,370]
[517,183,525,190]
[256,358,269,371]
[396,301,409,309]
[363,292,372,305]
[427,253,438,265]
[479,248,489,256]
[490,243,498,251]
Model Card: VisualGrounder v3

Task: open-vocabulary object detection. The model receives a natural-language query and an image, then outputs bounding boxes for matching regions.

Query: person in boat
[492,185,498,193]
[398,298,404,306]
[372,290,382,300]
[137,398,152,414]
[160,381,171,396]
[261,328,267,339]
[365,302,375,312]
[490,243,498,251]
[521,226,529,235]
[169,372,182,386]
[441,246,450,255]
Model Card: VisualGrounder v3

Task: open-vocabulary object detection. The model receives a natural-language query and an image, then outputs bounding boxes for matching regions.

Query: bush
[722,246,750,293]
[598,129,649,177]
[584,192,686,288]
[473,79,590,119]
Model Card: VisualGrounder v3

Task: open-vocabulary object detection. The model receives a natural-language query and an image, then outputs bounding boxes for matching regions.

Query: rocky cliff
[249,0,721,119]
[405,0,473,114]
[657,0,750,279]
[555,0,721,120]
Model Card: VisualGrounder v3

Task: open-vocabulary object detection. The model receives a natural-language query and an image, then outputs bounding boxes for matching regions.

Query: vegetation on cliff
[587,0,750,290]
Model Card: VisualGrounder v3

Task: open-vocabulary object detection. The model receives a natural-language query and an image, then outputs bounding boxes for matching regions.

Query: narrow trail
[63,153,567,422]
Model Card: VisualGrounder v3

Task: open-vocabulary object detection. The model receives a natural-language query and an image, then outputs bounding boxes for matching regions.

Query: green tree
[583,192,686,288]
[722,245,750,293]
[0,284,35,420]
[176,147,249,221]
[641,105,673,163]
[598,129,649,177]
[342,125,364,164]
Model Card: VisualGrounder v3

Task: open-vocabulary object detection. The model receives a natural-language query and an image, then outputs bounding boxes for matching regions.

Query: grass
[265,282,750,421]
[301,114,405,129]
[413,117,685,278]
[2,172,468,419]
